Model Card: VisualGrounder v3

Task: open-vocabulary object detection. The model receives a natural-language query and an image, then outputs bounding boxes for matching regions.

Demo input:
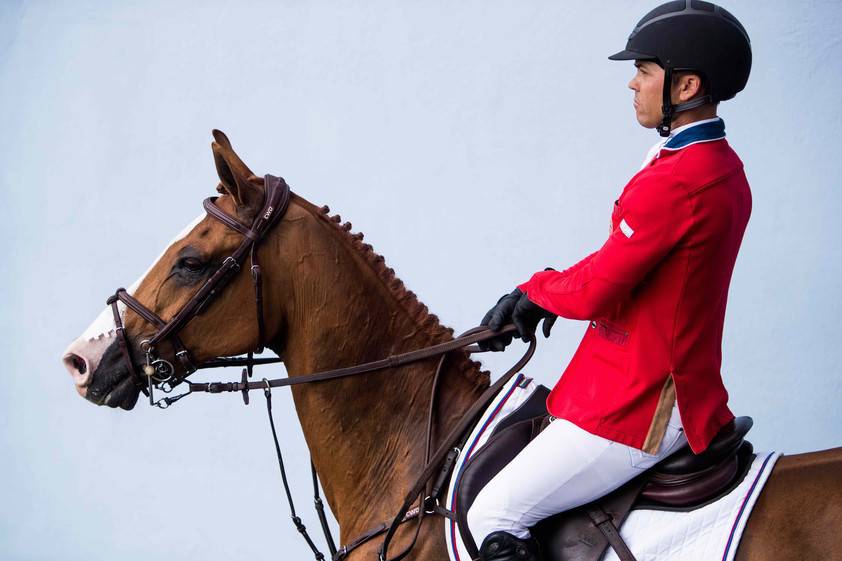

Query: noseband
[106,174,290,404]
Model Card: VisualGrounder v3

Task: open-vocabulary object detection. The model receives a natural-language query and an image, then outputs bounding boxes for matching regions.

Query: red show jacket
[519,120,751,454]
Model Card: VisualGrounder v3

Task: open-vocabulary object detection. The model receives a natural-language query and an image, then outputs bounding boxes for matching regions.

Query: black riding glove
[479,288,557,351]
[479,289,520,352]
[510,290,557,343]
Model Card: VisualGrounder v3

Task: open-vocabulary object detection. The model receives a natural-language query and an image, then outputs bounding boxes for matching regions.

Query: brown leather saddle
[454,384,754,561]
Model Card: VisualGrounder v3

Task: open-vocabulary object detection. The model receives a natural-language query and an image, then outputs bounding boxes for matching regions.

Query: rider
[468,2,753,560]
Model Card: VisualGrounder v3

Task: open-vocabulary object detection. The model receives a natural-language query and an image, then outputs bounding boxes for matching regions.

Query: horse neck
[268,199,488,539]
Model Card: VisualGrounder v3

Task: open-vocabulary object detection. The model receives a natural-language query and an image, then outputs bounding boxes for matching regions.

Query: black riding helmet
[609,0,751,137]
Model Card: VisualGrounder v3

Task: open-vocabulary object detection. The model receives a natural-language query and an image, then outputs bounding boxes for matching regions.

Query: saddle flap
[456,417,547,558]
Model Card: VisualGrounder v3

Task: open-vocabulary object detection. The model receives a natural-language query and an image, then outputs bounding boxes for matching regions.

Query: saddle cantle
[637,418,754,510]
[453,384,755,561]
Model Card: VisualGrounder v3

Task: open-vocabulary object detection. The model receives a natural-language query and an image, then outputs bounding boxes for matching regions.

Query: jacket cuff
[518,269,557,298]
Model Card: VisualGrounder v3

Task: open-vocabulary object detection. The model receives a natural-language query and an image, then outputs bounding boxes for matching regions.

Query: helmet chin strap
[657,66,714,137]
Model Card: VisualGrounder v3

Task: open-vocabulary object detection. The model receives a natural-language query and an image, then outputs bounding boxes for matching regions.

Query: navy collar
[662,118,726,151]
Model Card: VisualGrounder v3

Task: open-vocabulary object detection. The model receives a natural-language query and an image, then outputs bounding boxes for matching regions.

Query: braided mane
[296,195,487,384]
[316,203,451,339]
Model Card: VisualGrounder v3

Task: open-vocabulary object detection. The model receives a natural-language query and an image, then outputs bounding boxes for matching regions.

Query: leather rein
[102,174,537,561]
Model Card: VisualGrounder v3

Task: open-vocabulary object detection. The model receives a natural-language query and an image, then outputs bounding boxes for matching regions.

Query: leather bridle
[106,174,290,405]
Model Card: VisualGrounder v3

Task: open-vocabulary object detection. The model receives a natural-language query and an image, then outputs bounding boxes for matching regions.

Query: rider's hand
[479,289,521,351]
[511,290,557,343]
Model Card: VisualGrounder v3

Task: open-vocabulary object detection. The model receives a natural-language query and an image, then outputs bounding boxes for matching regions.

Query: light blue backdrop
[2,1,841,560]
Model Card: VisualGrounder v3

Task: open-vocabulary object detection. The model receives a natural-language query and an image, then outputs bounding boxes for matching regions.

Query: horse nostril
[69,353,87,375]
[62,339,105,392]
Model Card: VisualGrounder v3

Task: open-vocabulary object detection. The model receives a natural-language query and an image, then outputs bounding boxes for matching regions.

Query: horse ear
[211,129,263,213]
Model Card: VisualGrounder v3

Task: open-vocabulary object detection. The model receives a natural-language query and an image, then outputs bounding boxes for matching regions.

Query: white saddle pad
[602,450,780,561]
[443,374,781,561]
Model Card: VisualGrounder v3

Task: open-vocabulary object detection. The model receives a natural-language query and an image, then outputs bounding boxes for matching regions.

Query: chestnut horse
[63,132,842,560]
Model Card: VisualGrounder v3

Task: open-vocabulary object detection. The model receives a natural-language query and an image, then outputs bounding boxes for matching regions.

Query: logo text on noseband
[263,206,274,220]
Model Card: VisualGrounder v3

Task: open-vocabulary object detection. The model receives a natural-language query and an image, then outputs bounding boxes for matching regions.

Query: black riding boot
[479,531,543,561]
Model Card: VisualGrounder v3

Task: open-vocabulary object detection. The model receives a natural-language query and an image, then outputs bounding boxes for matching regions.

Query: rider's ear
[211,129,263,215]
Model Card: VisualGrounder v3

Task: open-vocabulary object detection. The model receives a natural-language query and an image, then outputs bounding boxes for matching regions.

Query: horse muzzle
[63,332,141,409]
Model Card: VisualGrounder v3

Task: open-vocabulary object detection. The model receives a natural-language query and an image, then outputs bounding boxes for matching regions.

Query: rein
[184,325,518,397]
[102,175,538,560]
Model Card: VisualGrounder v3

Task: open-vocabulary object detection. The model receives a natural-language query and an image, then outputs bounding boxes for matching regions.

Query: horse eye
[179,257,206,272]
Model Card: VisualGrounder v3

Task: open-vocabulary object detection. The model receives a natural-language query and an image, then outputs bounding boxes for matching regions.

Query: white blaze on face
[62,213,206,395]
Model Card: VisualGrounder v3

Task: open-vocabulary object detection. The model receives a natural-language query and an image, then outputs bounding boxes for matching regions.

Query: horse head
[62,130,296,409]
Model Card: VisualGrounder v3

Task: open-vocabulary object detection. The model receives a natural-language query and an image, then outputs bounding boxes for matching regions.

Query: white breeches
[467,405,688,541]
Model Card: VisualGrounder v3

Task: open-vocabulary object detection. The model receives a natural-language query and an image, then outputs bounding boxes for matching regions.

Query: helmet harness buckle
[658,66,716,137]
